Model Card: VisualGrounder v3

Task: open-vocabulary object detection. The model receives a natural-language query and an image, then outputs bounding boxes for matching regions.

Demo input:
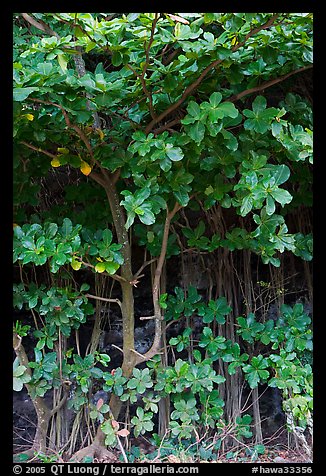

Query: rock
[92,390,109,405]
[273,456,288,463]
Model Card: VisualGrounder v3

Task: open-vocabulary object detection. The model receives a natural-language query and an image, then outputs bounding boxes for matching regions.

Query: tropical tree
[13,13,312,462]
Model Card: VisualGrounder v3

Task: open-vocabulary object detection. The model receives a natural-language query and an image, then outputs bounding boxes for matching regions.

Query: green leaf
[270,188,292,206]
[104,262,120,274]
[245,370,260,388]
[217,102,238,118]
[125,212,136,230]
[255,444,265,455]
[240,195,253,216]
[45,223,58,239]
[188,122,205,144]
[166,145,184,162]
[273,165,290,186]
[102,229,113,247]
[13,87,38,102]
[173,190,189,207]
[134,187,151,206]
[209,92,222,107]
[28,295,38,309]
[138,206,155,225]
[112,51,123,66]
[252,95,267,113]
[14,453,30,462]
[266,195,275,215]
[187,100,201,118]
[61,218,73,238]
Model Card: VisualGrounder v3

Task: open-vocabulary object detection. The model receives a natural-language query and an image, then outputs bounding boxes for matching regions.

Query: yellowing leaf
[95,262,106,273]
[57,147,69,155]
[80,160,92,176]
[71,257,82,271]
[231,36,238,46]
[57,53,68,72]
[96,257,103,262]
[51,158,61,167]
[96,128,105,140]
[24,113,34,121]
[205,185,214,195]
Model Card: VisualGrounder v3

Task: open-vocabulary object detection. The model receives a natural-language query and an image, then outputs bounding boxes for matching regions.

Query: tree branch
[19,141,56,159]
[133,258,158,280]
[110,110,141,129]
[27,97,108,177]
[85,293,122,308]
[135,202,182,363]
[125,14,160,121]
[127,63,157,120]
[21,13,60,39]
[89,170,108,188]
[151,64,313,135]
[54,13,96,44]
[77,259,127,284]
[144,14,280,134]
[153,118,181,136]
[228,65,313,103]
[142,13,159,79]
[162,47,182,66]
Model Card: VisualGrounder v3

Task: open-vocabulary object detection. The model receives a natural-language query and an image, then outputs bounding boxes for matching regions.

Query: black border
[5,5,321,473]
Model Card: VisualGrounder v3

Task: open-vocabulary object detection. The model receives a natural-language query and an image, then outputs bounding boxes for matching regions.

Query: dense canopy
[13,13,313,464]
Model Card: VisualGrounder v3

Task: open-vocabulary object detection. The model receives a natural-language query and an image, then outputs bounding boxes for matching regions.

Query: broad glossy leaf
[270,188,292,206]
[209,92,222,107]
[13,87,38,102]
[188,122,205,144]
[252,95,267,113]
[166,145,184,162]
[173,190,189,206]
[217,102,238,118]
[240,195,254,216]
[266,195,276,215]
[273,165,291,186]
[187,101,201,118]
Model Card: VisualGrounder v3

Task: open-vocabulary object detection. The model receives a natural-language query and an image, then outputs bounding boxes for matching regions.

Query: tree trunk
[13,334,52,459]
[252,386,263,444]
[73,174,182,459]
[158,262,170,436]
[33,399,52,453]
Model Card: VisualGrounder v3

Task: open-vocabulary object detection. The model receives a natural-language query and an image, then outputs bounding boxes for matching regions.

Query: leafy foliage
[12,12,312,459]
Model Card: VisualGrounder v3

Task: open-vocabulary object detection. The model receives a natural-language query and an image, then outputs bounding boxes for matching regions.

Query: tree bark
[252,386,263,445]
[13,334,52,457]
[74,183,181,456]
[100,174,137,409]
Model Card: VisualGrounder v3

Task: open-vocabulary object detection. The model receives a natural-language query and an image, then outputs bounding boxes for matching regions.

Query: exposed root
[13,448,39,463]
[69,443,117,463]
[14,444,118,463]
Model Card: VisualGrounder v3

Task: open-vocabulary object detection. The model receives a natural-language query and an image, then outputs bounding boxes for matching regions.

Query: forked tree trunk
[71,171,181,460]
[13,334,52,460]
